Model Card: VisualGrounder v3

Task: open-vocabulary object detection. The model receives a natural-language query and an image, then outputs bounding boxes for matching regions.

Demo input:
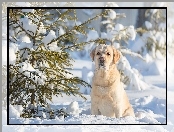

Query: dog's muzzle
[99,57,105,66]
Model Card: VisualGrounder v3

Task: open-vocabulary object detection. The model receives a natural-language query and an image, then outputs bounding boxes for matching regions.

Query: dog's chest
[97,86,108,94]
[95,86,112,96]
[91,85,119,101]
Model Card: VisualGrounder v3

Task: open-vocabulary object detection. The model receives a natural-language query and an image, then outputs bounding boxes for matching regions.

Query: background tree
[9,8,108,118]
[136,8,166,59]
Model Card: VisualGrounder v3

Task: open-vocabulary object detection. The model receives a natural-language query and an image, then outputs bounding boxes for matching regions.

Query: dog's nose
[99,57,104,62]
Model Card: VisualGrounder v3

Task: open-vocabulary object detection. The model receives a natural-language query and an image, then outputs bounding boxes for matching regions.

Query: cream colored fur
[90,45,135,118]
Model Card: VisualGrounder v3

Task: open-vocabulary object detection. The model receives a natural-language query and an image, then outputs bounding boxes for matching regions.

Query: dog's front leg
[91,91,101,115]
[91,102,100,115]
[114,105,123,118]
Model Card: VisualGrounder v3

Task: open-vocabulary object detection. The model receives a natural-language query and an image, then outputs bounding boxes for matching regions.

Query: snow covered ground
[3,79,171,132]
[3,58,171,131]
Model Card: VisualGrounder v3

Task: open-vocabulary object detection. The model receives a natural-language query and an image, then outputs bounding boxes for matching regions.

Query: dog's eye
[107,52,110,55]
[97,52,100,55]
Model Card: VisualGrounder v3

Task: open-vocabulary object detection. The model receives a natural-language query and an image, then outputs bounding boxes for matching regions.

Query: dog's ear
[90,47,96,61]
[113,47,120,64]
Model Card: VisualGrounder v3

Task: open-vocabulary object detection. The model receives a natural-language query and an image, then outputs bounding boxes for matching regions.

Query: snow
[9,105,20,118]
[101,32,108,39]
[2,52,171,127]
[126,25,136,41]
[101,20,111,25]
[9,42,19,64]
[159,22,166,31]
[9,47,16,64]
[108,9,117,20]
[66,101,80,115]
[38,22,46,34]
[145,21,152,30]
[7,88,167,125]
[20,16,37,35]
[156,50,164,60]
[18,62,35,73]
[6,59,167,126]
[113,42,120,49]
[58,26,65,36]
[85,30,99,53]
[155,32,166,47]
[106,24,114,32]
[16,61,47,85]
[18,42,33,50]
[150,9,158,15]
[115,23,124,32]
[86,30,99,42]
[147,59,166,75]
[117,55,149,90]
[129,35,146,53]
[20,35,31,43]
[82,9,94,16]
[42,30,56,45]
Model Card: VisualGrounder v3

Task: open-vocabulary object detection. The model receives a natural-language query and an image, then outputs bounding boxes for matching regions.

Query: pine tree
[9,8,108,118]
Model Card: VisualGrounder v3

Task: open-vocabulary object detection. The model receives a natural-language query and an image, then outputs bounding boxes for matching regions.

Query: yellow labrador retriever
[90,44,135,118]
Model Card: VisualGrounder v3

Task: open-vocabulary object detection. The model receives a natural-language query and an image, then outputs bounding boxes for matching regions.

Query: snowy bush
[20,103,70,119]
[136,8,166,59]
[66,101,80,115]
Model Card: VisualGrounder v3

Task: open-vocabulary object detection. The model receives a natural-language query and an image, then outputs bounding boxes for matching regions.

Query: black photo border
[7,6,167,125]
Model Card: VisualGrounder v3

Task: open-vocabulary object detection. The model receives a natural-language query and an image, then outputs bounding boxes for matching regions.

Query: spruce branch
[46,10,109,46]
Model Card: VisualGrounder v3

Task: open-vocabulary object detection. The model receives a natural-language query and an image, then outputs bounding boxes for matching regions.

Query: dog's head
[90,45,120,70]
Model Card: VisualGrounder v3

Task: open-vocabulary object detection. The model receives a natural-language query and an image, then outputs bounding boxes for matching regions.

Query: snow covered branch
[120,48,146,61]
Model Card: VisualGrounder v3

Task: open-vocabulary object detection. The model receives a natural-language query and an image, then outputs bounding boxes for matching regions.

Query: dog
[90,44,135,118]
